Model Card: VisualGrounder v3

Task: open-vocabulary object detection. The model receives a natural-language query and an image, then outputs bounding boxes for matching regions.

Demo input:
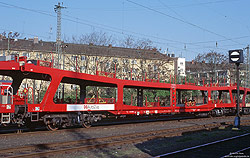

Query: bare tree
[191,51,233,84]
[0,31,20,39]
[194,51,229,72]
[66,31,156,51]
[136,38,154,49]
[120,35,134,48]
[120,35,155,49]
[68,31,116,46]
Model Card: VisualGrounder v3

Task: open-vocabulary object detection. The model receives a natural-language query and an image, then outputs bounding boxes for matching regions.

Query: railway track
[0,114,248,137]
[1,119,250,158]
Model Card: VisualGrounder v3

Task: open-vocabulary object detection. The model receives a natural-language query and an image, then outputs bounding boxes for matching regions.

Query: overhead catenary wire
[156,0,250,47]
[126,0,244,45]
[0,1,190,54]
[0,1,185,45]
[0,0,247,47]
[65,0,238,12]
[0,0,248,57]
[170,0,239,8]
[158,0,185,20]
[0,1,198,55]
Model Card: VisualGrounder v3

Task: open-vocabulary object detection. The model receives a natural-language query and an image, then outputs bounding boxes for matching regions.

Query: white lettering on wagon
[67,104,115,111]
[35,107,40,111]
[6,105,11,109]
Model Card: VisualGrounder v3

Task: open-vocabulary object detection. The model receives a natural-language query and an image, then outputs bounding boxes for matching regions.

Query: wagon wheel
[1,123,7,127]
[46,120,60,131]
[82,120,92,128]
[46,123,59,131]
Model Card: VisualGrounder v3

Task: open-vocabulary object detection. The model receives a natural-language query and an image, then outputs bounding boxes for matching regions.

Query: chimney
[34,37,38,44]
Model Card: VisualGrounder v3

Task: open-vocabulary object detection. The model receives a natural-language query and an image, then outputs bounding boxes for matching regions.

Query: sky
[0,0,249,61]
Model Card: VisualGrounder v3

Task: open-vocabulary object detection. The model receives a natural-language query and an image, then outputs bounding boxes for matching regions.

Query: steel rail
[1,114,248,137]
[153,133,250,158]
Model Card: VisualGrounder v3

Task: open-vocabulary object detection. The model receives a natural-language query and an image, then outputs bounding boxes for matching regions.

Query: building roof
[186,61,212,72]
[0,38,174,61]
[186,61,242,74]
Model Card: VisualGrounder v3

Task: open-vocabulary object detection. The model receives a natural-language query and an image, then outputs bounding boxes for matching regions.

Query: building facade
[177,58,186,77]
[0,37,176,81]
[0,37,177,102]
[186,60,247,87]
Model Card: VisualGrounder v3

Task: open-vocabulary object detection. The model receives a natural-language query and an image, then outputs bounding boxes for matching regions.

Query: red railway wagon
[0,55,249,130]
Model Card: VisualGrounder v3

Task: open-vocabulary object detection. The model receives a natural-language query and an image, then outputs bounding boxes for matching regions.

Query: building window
[11,51,18,55]
[123,59,128,64]
[132,68,137,74]
[23,52,30,58]
[81,66,86,71]
[123,68,127,73]
[71,56,77,61]
[81,55,86,61]
[154,65,158,71]
[113,58,118,63]
[35,53,43,59]
[70,66,75,71]
[131,59,137,64]
[71,84,77,90]
[106,62,110,68]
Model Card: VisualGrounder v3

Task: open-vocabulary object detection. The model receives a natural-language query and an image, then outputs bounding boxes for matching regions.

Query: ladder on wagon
[0,85,13,124]
[1,113,11,124]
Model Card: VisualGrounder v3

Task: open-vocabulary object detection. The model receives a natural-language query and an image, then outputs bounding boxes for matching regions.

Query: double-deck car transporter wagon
[0,55,250,130]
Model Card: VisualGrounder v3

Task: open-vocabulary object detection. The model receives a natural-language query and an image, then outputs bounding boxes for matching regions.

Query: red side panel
[0,104,15,113]
[0,61,20,70]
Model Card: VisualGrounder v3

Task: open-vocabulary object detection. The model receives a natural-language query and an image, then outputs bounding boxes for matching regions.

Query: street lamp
[229,49,244,129]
